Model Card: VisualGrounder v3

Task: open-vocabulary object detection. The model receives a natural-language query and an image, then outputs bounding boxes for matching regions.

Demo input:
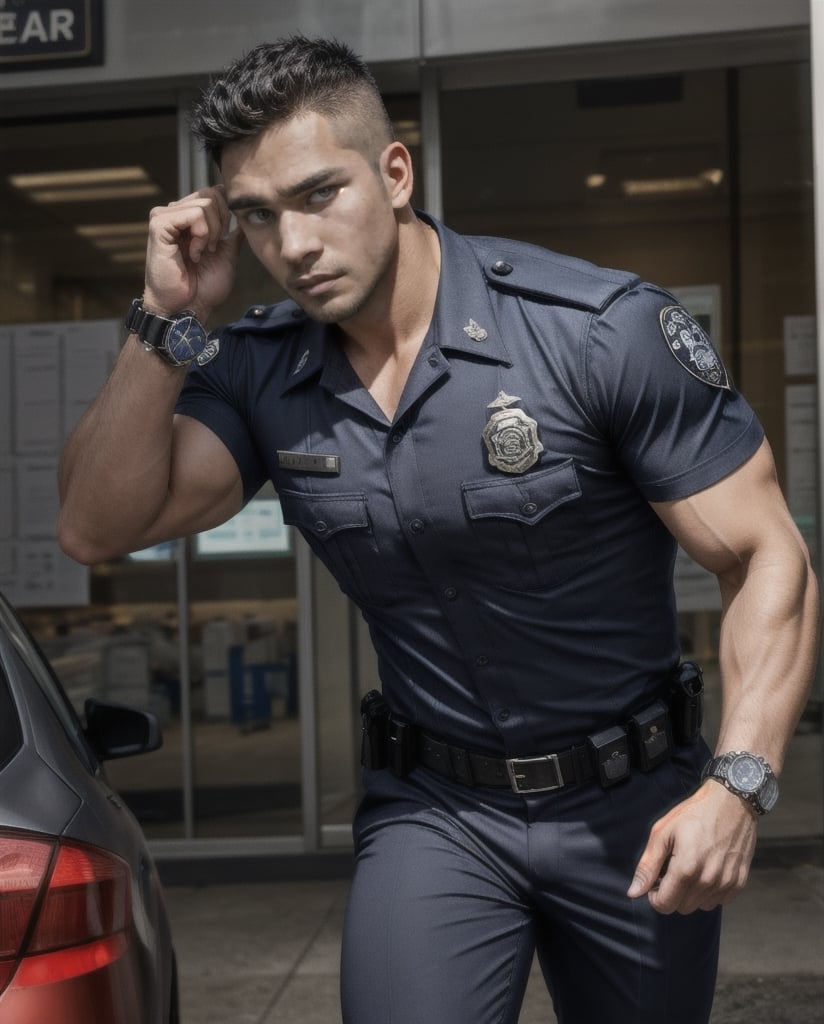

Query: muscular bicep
[650,439,805,587]
[137,413,245,548]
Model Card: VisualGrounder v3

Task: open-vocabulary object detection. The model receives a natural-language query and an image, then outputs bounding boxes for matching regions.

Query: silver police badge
[660,306,730,390]
[483,391,544,474]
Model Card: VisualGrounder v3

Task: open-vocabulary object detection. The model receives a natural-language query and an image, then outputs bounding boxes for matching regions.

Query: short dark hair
[190,35,395,165]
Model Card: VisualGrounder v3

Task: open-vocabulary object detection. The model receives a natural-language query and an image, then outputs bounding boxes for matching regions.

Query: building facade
[1,0,821,869]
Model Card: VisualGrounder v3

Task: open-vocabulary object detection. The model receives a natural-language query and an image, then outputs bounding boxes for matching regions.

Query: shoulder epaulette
[470,236,640,313]
[225,299,308,335]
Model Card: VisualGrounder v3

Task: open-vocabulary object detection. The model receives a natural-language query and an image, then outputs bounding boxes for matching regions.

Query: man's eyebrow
[226,167,346,211]
[226,194,268,212]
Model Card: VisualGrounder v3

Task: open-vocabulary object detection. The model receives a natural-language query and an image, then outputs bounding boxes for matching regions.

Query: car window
[0,594,95,771]
[0,669,23,771]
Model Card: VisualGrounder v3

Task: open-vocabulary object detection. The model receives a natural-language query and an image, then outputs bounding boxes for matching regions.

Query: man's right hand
[143,185,244,320]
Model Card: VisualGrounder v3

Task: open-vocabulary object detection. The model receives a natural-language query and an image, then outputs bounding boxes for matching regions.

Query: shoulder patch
[659,306,730,390]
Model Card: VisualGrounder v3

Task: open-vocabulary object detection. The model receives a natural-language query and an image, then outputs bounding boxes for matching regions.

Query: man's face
[222,112,402,325]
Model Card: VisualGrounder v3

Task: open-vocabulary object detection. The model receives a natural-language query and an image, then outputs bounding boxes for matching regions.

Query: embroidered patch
[659,306,730,390]
[195,336,220,366]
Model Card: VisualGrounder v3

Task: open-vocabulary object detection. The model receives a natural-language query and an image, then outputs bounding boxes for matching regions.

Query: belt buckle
[505,753,563,794]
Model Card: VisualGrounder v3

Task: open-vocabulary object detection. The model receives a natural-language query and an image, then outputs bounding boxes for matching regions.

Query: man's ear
[380,141,415,208]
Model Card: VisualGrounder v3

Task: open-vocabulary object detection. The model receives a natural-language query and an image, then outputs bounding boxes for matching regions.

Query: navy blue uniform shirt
[177,214,763,755]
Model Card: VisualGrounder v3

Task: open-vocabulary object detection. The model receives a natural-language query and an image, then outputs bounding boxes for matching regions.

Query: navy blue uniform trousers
[341,741,720,1024]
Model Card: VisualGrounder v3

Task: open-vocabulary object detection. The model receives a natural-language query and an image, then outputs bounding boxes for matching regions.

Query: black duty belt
[416,731,596,793]
[360,662,704,795]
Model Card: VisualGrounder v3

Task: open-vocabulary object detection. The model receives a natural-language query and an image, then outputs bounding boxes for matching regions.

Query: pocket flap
[462,461,581,524]
[278,490,369,539]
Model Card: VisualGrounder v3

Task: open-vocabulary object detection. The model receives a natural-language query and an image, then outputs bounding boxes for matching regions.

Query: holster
[360,690,390,770]
[360,690,415,777]
[666,661,704,745]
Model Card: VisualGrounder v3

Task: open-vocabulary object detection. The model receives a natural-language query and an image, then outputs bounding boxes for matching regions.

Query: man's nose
[279,212,320,264]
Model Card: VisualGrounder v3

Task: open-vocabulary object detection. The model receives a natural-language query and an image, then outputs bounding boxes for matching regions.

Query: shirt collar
[419,211,512,367]
[279,318,333,394]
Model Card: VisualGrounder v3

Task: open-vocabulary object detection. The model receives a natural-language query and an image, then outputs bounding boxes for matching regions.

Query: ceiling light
[586,173,607,189]
[393,120,421,147]
[10,167,160,204]
[25,184,161,203]
[9,167,150,189]
[700,168,724,186]
[109,250,151,263]
[76,223,148,251]
[76,222,149,239]
[621,173,723,197]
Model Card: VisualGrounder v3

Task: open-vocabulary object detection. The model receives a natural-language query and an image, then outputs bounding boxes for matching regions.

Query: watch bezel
[727,752,766,794]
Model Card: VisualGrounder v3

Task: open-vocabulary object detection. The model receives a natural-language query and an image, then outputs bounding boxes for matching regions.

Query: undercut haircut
[190,35,395,166]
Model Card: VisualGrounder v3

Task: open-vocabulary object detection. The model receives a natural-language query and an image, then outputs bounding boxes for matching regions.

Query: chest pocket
[460,460,592,591]
[278,489,386,606]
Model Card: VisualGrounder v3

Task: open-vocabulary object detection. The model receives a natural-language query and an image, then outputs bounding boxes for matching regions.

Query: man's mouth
[293,273,340,298]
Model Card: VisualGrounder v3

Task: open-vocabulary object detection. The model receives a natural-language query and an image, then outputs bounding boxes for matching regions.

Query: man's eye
[247,209,272,225]
[309,185,338,204]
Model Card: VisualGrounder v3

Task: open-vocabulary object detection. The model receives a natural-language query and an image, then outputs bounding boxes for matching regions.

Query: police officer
[58,36,819,1024]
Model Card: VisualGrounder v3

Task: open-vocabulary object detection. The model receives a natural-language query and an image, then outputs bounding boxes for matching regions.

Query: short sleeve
[584,283,764,502]
[176,332,268,503]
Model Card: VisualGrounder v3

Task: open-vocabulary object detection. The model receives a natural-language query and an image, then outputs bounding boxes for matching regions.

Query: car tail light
[0,831,131,996]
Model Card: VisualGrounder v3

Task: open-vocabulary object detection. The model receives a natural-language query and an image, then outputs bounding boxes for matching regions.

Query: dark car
[0,592,178,1023]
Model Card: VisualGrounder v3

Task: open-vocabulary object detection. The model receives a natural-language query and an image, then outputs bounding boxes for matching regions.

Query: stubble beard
[293,260,393,328]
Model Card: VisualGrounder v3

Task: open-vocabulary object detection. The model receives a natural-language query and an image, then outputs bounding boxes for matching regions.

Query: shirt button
[427,355,439,368]
[314,520,328,534]
[491,260,513,276]
[391,431,404,444]
[410,519,425,534]
[521,502,538,516]
[475,655,489,667]
[497,708,511,722]
[443,586,458,600]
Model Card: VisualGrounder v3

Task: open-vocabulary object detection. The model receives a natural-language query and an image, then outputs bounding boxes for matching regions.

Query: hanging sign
[0,0,103,70]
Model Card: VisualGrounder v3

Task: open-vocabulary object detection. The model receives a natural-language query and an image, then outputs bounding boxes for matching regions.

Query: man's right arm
[57,186,246,564]
[57,344,244,564]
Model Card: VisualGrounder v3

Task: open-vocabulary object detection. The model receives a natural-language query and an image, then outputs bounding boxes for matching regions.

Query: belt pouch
[360,690,389,770]
[668,662,704,744]
[628,700,672,771]
[587,725,630,787]
[387,716,414,777]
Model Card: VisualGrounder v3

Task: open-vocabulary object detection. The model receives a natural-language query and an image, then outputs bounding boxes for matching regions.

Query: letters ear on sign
[0,1,104,71]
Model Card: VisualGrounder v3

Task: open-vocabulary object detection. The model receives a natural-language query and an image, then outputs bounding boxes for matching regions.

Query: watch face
[728,753,766,793]
[166,314,208,364]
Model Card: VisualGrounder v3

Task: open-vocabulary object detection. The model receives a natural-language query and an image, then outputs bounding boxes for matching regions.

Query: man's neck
[340,214,441,420]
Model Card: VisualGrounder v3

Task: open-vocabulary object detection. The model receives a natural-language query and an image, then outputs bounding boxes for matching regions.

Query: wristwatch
[125,298,217,367]
[701,751,779,815]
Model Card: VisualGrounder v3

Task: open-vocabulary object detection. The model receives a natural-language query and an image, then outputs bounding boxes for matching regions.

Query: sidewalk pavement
[163,845,824,1024]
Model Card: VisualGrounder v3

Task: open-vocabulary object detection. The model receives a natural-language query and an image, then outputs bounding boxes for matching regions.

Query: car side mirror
[83,698,163,760]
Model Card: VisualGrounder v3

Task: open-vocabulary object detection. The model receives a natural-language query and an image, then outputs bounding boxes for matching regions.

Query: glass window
[0,110,186,837]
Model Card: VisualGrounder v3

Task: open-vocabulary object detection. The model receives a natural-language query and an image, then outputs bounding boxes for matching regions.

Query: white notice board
[0,320,120,607]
